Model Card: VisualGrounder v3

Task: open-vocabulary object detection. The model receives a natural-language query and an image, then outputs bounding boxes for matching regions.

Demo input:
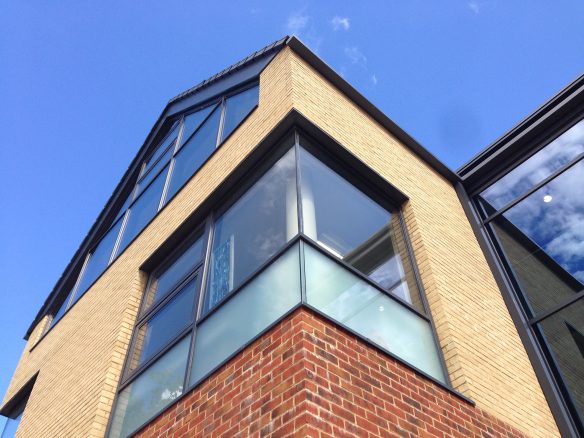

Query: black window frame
[106,125,456,438]
[119,227,208,387]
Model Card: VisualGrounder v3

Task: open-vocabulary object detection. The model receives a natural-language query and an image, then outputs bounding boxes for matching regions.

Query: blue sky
[1,0,583,420]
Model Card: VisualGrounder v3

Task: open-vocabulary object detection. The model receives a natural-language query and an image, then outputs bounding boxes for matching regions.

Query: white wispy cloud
[468,1,480,14]
[371,74,378,86]
[344,46,367,65]
[331,16,350,31]
[286,11,309,35]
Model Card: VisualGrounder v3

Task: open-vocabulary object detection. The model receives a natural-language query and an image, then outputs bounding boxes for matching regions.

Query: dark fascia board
[284,36,459,184]
[24,38,288,339]
[458,72,584,192]
[141,108,409,272]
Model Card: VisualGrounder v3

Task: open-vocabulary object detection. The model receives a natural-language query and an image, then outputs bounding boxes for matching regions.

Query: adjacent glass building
[460,85,584,436]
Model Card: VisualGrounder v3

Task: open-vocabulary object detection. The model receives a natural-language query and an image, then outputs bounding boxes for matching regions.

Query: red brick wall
[135,308,529,438]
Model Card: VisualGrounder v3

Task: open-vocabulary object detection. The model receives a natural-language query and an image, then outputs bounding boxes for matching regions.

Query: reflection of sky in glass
[504,160,584,283]
[481,119,584,210]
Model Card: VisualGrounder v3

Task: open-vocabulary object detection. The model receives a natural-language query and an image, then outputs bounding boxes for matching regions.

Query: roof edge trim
[285,36,459,184]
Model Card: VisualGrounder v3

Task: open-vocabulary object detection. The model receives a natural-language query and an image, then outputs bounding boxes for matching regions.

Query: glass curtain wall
[476,118,584,432]
[46,85,259,333]
[109,131,447,438]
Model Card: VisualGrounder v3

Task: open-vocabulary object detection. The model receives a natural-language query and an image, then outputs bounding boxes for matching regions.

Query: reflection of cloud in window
[505,161,584,281]
[481,120,584,209]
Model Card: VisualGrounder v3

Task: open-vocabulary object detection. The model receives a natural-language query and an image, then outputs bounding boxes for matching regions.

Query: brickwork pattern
[137,308,529,438]
[285,48,559,437]
[1,49,296,438]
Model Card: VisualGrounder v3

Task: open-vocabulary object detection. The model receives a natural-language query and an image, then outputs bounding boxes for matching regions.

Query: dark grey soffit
[458,72,584,191]
[26,35,460,338]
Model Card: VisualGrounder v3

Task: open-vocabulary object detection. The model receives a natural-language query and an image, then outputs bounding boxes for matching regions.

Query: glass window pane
[114,192,133,223]
[142,122,179,176]
[203,148,298,313]
[135,147,172,198]
[109,336,190,438]
[50,286,75,329]
[538,298,584,426]
[190,244,301,386]
[299,145,422,310]
[116,167,168,255]
[220,86,259,142]
[304,244,445,383]
[73,218,124,303]
[493,160,584,315]
[143,236,204,312]
[165,106,221,202]
[180,104,216,148]
[128,278,197,373]
[480,119,584,211]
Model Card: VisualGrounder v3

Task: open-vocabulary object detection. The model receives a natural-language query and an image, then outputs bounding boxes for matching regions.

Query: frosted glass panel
[109,336,190,438]
[190,244,301,385]
[304,244,445,382]
[203,147,298,314]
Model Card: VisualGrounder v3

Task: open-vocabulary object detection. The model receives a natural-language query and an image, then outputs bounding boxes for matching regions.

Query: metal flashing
[458,72,584,192]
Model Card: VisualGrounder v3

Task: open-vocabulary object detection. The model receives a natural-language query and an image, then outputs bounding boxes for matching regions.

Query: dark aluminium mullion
[300,234,430,322]
[529,289,584,325]
[294,131,304,240]
[134,268,201,330]
[482,154,584,224]
[397,211,451,386]
[185,215,215,388]
[215,97,227,147]
[176,102,221,155]
[138,139,177,187]
[120,269,201,385]
[294,130,307,304]
[482,220,538,319]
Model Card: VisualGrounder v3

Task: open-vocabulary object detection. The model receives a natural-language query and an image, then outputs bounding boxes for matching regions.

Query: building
[0,36,581,437]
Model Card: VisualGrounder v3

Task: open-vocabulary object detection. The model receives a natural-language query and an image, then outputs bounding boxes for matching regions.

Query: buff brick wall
[284,48,559,436]
[1,49,295,438]
[2,46,559,438]
[136,308,529,438]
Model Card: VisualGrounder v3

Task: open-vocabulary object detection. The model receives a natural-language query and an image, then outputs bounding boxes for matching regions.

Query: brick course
[136,308,528,438]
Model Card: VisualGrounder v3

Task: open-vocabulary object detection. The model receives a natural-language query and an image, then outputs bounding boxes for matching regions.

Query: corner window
[298,144,423,311]
[108,131,445,438]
